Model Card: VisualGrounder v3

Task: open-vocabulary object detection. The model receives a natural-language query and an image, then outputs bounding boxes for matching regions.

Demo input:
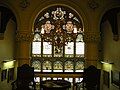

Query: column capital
[83,32,100,43]
[16,31,33,42]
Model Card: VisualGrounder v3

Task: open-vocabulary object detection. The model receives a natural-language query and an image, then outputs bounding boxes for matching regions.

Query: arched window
[65,61,74,72]
[42,61,52,72]
[31,60,41,72]
[53,61,63,72]
[31,6,84,73]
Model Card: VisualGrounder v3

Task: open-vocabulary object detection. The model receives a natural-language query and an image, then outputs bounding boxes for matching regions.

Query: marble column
[84,32,100,67]
[15,31,33,66]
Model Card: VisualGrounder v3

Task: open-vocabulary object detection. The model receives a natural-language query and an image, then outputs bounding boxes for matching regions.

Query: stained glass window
[53,61,63,72]
[76,42,84,54]
[65,42,74,54]
[75,61,84,72]
[32,6,84,74]
[43,42,52,54]
[32,60,41,72]
[32,29,41,57]
[42,61,52,72]
[54,46,63,57]
[65,61,74,72]
[33,6,84,57]
[76,34,84,57]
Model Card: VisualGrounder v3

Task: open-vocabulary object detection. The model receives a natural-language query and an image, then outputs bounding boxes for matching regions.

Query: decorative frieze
[83,32,100,43]
[16,31,33,42]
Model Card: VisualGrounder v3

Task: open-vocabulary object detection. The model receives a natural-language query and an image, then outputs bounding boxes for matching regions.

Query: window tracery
[32,6,84,73]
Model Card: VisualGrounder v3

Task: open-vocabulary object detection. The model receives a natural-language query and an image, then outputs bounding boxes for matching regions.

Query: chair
[11,64,36,90]
[74,65,101,90]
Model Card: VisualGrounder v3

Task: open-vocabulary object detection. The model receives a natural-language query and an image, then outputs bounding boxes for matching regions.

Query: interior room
[0,0,120,90]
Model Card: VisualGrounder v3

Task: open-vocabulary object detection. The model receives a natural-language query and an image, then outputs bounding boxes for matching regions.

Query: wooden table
[40,80,71,90]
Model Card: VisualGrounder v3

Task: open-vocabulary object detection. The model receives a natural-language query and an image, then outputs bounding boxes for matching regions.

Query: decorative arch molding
[98,3,120,41]
[99,2,120,22]
[0,2,21,32]
[29,0,89,34]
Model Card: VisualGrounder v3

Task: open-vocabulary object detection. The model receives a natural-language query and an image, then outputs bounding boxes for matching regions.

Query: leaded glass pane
[65,61,74,72]
[75,61,84,72]
[43,42,52,54]
[76,34,83,42]
[32,42,41,54]
[65,42,74,54]
[53,61,63,72]
[32,60,41,72]
[32,6,85,74]
[65,42,74,57]
[33,33,41,41]
[42,21,54,33]
[76,42,84,57]
[42,61,52,72]
[54,46,63,57]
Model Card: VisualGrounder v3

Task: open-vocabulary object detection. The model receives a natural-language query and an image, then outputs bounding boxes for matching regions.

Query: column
[15,31,33,66]
[84,32,100,67]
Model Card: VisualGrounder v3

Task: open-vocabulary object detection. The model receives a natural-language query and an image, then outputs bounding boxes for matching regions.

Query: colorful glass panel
[65,42,74,54]
[75,61,84,72]
[32,6,85,74]
[65,61,74,72]
[43,42,52,54]
[32,60,41,72]
[32,42,41,54]
[42,61,52,72]
[53,61,63,72]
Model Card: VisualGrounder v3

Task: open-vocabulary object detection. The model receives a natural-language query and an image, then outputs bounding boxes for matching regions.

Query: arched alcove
[100,7,120,39]
[0,6,17,38]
